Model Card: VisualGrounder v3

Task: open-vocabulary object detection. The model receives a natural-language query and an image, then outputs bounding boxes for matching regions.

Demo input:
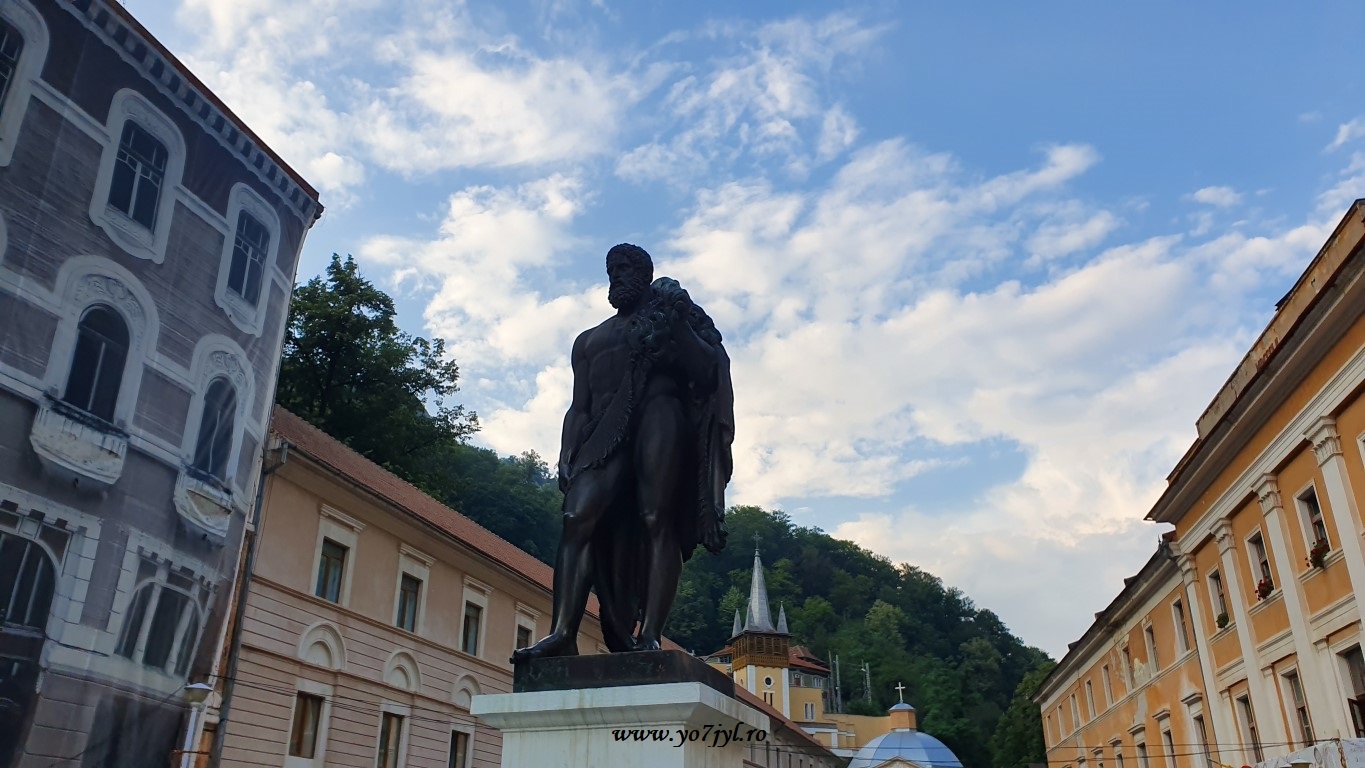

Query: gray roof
[743,549,776,633]
[846,729,964,768]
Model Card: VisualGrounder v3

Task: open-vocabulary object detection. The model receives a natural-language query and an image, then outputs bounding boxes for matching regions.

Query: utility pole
[833,655,843,714]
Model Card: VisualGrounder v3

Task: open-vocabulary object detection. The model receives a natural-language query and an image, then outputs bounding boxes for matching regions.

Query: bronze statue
[514,244,734,659]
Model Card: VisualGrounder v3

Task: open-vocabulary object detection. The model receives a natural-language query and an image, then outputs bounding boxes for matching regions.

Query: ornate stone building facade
[1036,201,1365,768]
[0,2,320,765]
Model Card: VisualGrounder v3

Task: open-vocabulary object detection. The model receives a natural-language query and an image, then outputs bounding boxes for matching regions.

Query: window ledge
[28,396,128,489]
[174,467,235,546]
[1299,549,1346,583]
[1248,591,1282,617]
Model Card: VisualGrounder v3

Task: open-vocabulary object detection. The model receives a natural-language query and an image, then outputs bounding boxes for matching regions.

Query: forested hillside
[277,256,1052,767]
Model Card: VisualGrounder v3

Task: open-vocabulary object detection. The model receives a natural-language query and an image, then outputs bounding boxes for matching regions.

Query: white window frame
[1143,621,1159,672]
[1172,599,1190,654]
[1280,667,1314,747]
[182,337,253,485]
[0,0,47,167]
[514,602,539,651]
[311,505,363,606]
[113,565,204,679]
[214,183,282,336]
[1295,482,1330,550]
[1185,697,1210,768]
[285,679,334,768]
[42,259,158,430]
[1102,664,1113,706]
[394,544,432,635]
[1246,529,1272,588]
[1207,569,1228,623]
[88,89,186,263]
[461,577,490,658]
[375,702,411,768]
[1085,679,1095,719]
[448,725,474,768]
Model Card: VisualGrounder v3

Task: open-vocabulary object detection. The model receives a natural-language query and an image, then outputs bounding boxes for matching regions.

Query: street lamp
[174,682,215,768]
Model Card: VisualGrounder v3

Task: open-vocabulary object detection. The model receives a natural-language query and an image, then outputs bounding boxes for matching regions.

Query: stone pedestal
[472,651,768,768]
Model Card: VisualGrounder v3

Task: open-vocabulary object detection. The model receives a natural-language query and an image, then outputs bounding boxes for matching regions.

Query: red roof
[270,406,613,619]
[788,646,829,674]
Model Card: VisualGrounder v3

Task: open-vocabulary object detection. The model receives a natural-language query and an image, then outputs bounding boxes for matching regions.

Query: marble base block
[473,653,769,768]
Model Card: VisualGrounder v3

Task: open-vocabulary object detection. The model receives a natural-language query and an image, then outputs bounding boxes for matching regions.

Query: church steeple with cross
[741,538,778,633]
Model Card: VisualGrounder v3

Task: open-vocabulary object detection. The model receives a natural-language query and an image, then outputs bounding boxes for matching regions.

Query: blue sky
[134,0,1364,657]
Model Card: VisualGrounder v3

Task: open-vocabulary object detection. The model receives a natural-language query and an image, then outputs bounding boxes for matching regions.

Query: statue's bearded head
[606,243,653,310]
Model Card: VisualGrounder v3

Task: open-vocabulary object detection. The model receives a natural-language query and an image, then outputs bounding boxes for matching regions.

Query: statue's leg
[513,457,624,661]
[634,394,687,651]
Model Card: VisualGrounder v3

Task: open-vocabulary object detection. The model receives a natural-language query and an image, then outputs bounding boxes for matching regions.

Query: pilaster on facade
[1306,417,1365,604]
[1214,516,1289,747]
[1254,474,1341,742]
[1174,547,1236,750]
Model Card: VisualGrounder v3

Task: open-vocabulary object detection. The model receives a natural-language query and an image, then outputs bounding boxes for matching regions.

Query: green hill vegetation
[278,255,1052,768]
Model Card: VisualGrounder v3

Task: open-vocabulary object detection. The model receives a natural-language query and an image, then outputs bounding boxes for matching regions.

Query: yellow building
[1036,199,1365,768]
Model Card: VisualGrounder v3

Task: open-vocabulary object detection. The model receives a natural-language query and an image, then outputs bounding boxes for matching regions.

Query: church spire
[732,608,743,638]
[743,545,776,632]
[776,603,788,634]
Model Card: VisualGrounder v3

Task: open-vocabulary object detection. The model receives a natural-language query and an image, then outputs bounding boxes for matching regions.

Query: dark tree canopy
[277,255,560,558]
[665,505,1053,768]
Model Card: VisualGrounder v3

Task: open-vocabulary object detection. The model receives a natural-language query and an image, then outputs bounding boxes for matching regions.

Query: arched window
[0,532,55,630]
[63,305,129,423]
[228,211,269,307]
[115,581,201,676]
[192,377,236,481]
[108,122,167,230]
[0,20,22,114]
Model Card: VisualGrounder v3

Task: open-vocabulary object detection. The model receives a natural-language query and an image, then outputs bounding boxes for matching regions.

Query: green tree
[277,254,477,492]
[990,661,1055,768]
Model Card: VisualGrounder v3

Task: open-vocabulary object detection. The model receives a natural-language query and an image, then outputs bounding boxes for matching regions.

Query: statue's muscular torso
[577,313,683,425]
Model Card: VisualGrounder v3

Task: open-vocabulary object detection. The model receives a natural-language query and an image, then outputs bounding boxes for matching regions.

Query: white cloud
[1327,117,1365,152]
[1189,185,1243,208]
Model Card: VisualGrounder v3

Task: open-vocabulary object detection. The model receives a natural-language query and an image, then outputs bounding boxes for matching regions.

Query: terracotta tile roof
[270,405,687,653]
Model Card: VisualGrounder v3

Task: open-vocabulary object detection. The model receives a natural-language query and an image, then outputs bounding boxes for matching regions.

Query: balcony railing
[173,465,235,545]
[28,396,129,489]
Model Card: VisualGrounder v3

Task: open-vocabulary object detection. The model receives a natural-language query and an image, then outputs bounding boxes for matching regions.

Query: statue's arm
[558,330,592,492]
[671,311,719,392]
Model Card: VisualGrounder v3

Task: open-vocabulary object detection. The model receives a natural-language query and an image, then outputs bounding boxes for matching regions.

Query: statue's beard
[608,279,648,309]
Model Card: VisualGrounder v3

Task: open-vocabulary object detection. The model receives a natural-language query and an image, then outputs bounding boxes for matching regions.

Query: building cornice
[64,0,323,223]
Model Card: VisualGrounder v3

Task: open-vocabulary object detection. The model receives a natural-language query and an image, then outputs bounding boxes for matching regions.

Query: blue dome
[846,728,964,768]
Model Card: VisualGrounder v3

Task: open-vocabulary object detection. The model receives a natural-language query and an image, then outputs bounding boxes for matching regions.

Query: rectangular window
[1193,714,1211,768]
[289,693,324,759]
[1122,647,1133,687]
[1102,665,1113,705]
[377,713,404,768]
[109,122,167,229]
[1144,625,1159,671]
[1115,749,1125,768]
[805,702,815,720]
[1070,693,1080,729]
[1284,669,1314,746]
[1209,570,1228,620]
[1300,487,1329,547]
[1085,680,1096,718]
[1161,729,1174,768]
[0,21,22,113]
[1249,532,1272,587]
[228,212,270,306]
[461,602,482,656]
[448,730,469,768]
[1173,600,1190,653]
[396,574,421,632]
[1345,646,1365,737]
[315,539,347,603]
[515,625,532,650]
[1136,742,1149,768]
[1237,695,1262,761]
